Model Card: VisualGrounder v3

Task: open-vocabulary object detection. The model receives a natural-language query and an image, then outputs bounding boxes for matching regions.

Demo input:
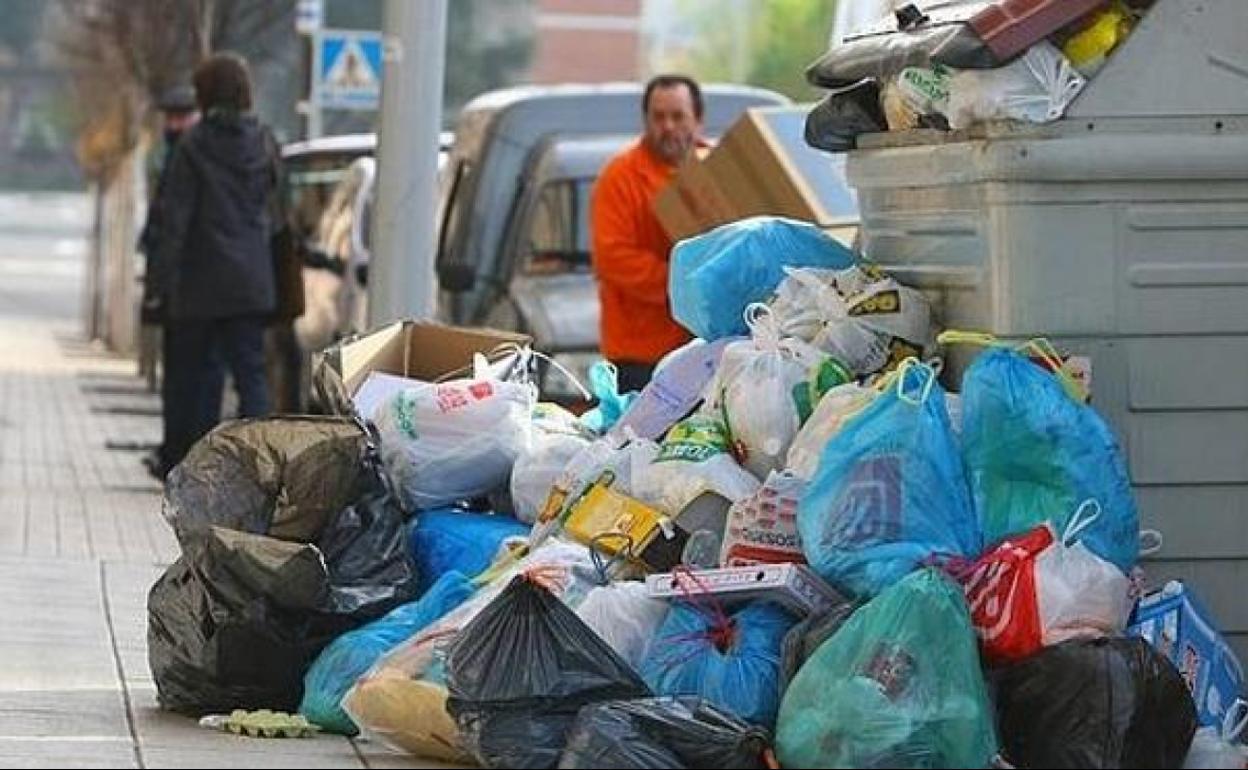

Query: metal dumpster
[845,0,1248,658]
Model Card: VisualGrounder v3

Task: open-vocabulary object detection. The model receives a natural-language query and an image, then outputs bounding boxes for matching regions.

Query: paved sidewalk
[0,193,446,769]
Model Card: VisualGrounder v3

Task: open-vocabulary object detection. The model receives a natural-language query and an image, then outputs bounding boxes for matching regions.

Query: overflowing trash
[805,0,1156,150]
[146,209,1243,768]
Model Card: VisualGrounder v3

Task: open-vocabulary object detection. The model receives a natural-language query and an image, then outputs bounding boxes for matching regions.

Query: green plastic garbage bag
[775,568,998,769]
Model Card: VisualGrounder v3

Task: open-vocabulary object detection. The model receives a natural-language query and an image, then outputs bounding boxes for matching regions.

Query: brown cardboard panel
[339,321,530,395]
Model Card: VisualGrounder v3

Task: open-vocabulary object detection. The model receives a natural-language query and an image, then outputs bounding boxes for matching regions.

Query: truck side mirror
[438,262,476,293]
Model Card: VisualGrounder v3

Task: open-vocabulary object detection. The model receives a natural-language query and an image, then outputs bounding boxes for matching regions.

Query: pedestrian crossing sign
[314,29,383,111]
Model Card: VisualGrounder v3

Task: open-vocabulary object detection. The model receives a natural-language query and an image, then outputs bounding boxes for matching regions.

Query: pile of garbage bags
[146,215,1245,769]
[804,0,1154,151]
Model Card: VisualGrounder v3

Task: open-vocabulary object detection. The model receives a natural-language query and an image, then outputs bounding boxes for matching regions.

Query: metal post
[367,0,446,325]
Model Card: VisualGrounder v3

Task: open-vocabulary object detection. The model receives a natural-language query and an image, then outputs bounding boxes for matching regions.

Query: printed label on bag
[824,455,903,546]
[655,416,732,464]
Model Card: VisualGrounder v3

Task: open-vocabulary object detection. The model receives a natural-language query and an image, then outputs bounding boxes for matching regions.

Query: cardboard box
[645,563,846,616]
[654,105,860,243]
[311,320,531,418]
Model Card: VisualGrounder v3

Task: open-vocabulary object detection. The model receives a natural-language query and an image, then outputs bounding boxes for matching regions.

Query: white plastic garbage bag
[785,383,877,480]
[632,415,761,517]
[374,367,535,511]
[946,41,1087,130]
[575,580,670,670]
[705,305,837,479]
[527,436,660,548]
[767,265,935,379]
[510,431,590,524]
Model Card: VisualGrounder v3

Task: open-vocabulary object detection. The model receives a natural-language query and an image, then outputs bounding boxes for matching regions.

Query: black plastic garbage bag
[148,420,419,715]
[163,416,371,543]
[805,81,888,153]
[779,602,858,688]
[992,636,1197,769]
[558,697,771,770]
[446,576,650,769]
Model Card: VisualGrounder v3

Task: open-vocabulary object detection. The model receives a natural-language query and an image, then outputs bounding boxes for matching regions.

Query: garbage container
[843,0,1248,661]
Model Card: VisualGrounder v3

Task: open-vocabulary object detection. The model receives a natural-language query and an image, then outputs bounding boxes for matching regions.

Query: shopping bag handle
[1223,698,1248,743]
[894,357,938,406]
[937,329,1088,403]
[1061,499,1102,546]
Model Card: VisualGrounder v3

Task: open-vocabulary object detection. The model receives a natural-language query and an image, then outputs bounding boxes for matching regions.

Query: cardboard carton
[311,320,531,418]
[654,105,860,244]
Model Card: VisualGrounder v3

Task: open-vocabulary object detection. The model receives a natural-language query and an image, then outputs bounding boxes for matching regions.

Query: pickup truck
[289,83,791,398]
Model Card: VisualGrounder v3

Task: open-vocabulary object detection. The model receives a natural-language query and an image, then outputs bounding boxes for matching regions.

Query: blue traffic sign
[314,29,382,111]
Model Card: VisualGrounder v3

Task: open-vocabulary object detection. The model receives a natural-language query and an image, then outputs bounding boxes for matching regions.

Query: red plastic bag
[953,501,1133,663]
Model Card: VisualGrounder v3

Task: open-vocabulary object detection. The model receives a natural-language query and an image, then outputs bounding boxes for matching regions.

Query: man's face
[643,84,703,165]
[164,110,199,135]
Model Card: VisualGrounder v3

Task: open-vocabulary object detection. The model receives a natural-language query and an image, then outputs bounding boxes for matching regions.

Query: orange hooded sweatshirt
[590,139,692,365]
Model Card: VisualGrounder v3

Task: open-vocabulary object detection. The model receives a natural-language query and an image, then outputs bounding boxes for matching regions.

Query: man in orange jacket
[590,75,703,392]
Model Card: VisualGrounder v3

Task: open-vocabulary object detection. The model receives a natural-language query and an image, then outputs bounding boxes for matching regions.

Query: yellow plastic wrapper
[1063,1,1136,75]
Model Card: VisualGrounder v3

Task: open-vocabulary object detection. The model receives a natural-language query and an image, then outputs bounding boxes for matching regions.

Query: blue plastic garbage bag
[641,600,797,729]
[1129,580,1246,728]
[797,361,980,599]
[669,217,855,341]
[962,346,1139,573]
[407,509,529,595]
[581,361,640,435]
[300,570,475,735]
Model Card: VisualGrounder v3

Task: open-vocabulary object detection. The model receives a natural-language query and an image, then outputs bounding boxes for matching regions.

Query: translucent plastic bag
[767,265,936,378]
[785,383,876,481]
[945,41,1087,129]
[669,216,855,341]
[641,599,798,729]
[797,360,980,599]
[633,415,760,517]
[581,361,641,435]
[373,367,535,510]
[719,470,809,567]
[950,500,1132,663]
[512,431,591,524]
[776,568,998,769]
[406,509,529,595]
[706,306,844,479]
[949,334,1140,574]
[576,580,670,671]
[299,570,475,735]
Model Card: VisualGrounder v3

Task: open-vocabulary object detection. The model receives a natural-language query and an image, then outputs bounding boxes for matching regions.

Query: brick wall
[531,0,642,83]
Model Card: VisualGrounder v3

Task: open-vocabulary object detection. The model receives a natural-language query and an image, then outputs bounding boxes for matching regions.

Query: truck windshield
[436,160,473,269]
[521,178,593,275]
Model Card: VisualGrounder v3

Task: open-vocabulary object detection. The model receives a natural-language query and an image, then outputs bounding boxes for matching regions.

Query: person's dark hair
[193,52,253,113]
[642,74,703,119]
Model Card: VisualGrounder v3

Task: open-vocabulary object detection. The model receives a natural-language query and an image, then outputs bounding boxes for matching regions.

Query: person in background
[138,84,221,480]
[589,74,705,393]
[149,52,280,474]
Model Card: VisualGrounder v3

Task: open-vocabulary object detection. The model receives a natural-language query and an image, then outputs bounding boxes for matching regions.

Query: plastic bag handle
[895,358,937,406]
[532,349,593,401]
[937,329,1088,403]
[1061,499,1102,546]
[589,532,634,585]
[1222,698,1248,742]
[743,302,783,350]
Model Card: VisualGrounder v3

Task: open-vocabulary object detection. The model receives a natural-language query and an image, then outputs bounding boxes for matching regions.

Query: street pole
[367,0,446,325]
